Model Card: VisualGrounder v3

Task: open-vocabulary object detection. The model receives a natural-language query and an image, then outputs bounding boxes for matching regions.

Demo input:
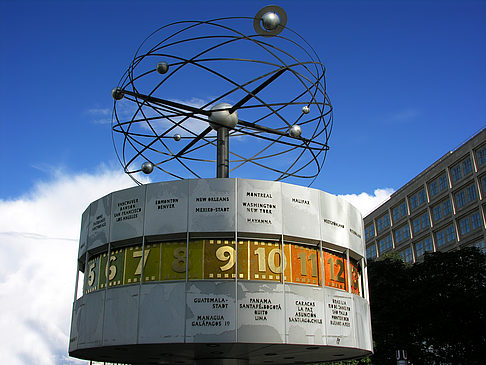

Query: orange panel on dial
[350,259,361,296]
[323,250,348,291]
[289,244,321,286]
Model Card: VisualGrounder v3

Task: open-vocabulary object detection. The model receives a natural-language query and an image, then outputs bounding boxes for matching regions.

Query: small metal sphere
[111,87,124,100]
[262,12,280,31]
[141,161,154,174]
[209,103,238,130]
[302,105,310,114]
[289,124,302,138]
[173,133,181,141]
[156,61,169,74]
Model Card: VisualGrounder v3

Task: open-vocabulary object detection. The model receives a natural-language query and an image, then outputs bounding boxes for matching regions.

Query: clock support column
[217,127,229,178]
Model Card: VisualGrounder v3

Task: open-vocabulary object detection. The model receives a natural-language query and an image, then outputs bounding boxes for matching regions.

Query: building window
[443,199,452,216]
[412,212,430,234]
[481,176,486,195]
[455,184,478,210]
[379,234,393,254]
[400,247,413,263]
[416,236,434,257]
[418,189,427,204]
[392,201,408,223]
[439,174,448,191]
[466,184,478,202]
[365,224,375,241]
[409,195,418,211]
[459,217,471,235]
[446,224,456,243]
[409,189,426,212]
[428,172,449,200]
[432,200,451,223]
[395,224,410,244]
[376,213,391,234]
[436,230,445,247]
[455,190,466,209]
[474,240,486,252]
[432,204,442,222]
[476,145,486,166]
[429,180,438,197]
[366,244,377,259]
[451,165,462,183]
[458,211,482,237]
[416,241,424,257]
[471,211,482,230]
[462,158,473,175]
[424,237,433,252]
[435,225,456,248]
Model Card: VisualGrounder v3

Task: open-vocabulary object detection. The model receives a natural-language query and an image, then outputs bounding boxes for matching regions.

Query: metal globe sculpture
[111,5,333,185]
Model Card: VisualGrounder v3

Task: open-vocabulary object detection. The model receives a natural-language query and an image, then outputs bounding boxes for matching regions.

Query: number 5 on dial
[84,255,100,294]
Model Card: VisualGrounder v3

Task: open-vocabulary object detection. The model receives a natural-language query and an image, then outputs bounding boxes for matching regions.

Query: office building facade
[364,128,486,263]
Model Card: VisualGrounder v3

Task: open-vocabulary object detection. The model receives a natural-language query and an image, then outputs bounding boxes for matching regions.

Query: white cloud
[0,168,138,365]
[387,108,420,124]
[339,188,394,216]
[87,107,112,125]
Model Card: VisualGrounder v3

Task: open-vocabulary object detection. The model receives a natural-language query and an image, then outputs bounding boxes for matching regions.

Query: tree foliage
[367,247,486,364]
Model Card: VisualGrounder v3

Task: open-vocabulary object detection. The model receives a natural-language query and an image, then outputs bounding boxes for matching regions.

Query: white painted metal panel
[285,284,325,345]
[88,193,111,251]
[144,180,189,236]
[138,282,186,343]
[186,281,236,342]
[79,207,90,259]
[102,286,139,346]
[319,191,349,248]
[281,183,320,241]
[188,178,236,232]
[237,281,285,343]
[110,186,145,243]
[237,179,282,235]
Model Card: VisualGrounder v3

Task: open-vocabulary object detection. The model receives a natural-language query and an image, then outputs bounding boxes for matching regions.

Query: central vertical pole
[217,127,229,178]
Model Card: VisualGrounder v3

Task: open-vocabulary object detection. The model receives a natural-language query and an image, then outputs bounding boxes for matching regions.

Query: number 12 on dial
[323,250,347,291]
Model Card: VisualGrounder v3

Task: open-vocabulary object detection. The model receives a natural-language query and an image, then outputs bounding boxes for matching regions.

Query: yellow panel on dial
[123,245,147,285]
[99,248,125,289]
[84,255,101,294]
[248,241,286,282]
[161,241,188,281]
[236,240,249,280]
[204,239,236,279]
[142,243,161,282]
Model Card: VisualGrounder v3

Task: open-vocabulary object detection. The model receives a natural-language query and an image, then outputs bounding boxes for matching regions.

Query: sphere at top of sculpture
[262,12,280,30]
[173,134,181,141]
[209,103,238,130]
[302,105,310,114]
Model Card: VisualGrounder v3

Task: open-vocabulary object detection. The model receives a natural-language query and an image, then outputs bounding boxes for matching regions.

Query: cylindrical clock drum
[69,178,373,364]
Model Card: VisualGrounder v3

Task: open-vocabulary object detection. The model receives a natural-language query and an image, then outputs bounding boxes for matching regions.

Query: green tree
[367,247,486,365]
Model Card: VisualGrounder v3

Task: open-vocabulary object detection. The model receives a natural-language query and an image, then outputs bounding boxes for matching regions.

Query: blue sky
[1,0,484,199]
[0,1,485,364]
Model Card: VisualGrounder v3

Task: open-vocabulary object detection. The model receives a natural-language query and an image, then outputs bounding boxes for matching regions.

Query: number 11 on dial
[290,245,321,285]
